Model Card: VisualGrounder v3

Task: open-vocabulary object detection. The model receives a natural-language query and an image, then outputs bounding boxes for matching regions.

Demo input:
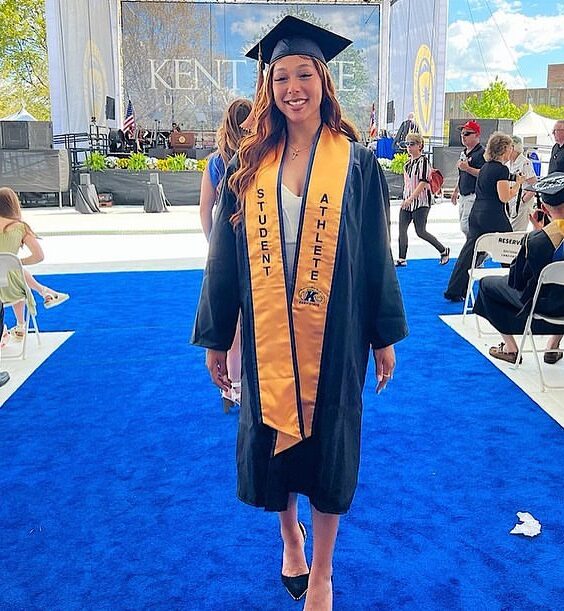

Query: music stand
[195,112,206,148]
[152,112,163,148]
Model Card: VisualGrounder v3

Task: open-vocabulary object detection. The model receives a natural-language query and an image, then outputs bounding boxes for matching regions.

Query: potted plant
[382,152,408,199]
[80,151,206,205]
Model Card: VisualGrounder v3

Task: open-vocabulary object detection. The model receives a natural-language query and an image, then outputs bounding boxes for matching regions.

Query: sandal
[439,247,450,265]
[489,342,522,365]
[43,291,70,309]
[9,323,26,342]
[544,350,563,365]
[395,259,407,267]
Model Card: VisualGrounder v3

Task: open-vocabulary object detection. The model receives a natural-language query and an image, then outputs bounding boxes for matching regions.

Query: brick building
[445,63,564,120]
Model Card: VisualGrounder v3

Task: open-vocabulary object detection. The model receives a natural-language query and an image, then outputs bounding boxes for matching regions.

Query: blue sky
[447,0,564,92]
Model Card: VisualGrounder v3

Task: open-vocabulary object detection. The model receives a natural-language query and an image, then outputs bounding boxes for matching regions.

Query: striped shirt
[403,155,431,211]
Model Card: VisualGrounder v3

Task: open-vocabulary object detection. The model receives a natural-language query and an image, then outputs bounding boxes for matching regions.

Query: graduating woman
[192,16,407,610]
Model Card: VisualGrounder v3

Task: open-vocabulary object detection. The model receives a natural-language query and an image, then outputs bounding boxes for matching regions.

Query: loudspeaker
[0,121,53,150]
[386,101,395,124]
[28,121,53,149]
[105,96,115,120]
[432,146,464,192]
[448,119,513,147]
[1,121,29,149]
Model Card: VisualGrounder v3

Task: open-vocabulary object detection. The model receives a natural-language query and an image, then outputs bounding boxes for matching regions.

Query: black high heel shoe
[281,521,309,601]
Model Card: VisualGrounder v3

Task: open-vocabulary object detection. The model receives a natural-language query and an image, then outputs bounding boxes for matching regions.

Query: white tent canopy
[0,106,38,121]
[513,108,554,147]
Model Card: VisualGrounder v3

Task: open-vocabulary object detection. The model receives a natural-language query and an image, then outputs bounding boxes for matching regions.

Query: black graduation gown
[473,221,564,334]
[192,141,408,514]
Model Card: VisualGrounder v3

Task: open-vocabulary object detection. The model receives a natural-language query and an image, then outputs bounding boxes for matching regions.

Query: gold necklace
[288,142,312,160]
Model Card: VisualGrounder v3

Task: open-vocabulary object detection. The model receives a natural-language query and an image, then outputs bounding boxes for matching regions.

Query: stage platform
[25,199,467,275]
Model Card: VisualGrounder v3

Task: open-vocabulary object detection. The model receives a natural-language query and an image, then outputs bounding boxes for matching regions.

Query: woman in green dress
[0,187,69,341]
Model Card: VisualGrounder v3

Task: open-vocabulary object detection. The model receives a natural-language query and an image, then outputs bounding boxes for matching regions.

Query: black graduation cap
[245,15,352,65]
[524,172,564,206]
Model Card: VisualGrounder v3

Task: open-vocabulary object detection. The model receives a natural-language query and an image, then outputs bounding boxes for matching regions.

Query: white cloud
[447,8,564,90]
[231,17,266,41]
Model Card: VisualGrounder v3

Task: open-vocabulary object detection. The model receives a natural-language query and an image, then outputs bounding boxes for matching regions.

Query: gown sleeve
[359,148,409,349]
[191,164,240,351]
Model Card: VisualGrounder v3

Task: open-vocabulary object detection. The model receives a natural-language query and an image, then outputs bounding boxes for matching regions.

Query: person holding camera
[473,173,564,364]
[445,132,526,302]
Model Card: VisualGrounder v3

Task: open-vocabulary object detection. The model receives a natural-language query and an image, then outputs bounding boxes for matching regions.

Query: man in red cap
[450,120,485,237]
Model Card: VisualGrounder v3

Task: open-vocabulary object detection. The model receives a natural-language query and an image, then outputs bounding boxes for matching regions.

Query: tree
[462,77,521,121]
[0,0,50,119]
[526,104,564,120]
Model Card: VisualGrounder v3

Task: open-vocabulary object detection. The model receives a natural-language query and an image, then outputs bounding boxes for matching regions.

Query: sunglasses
[405,141,419,146]
[461,131,476,136]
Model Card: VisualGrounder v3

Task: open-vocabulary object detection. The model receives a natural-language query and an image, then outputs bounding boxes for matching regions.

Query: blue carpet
[1,263,563,610]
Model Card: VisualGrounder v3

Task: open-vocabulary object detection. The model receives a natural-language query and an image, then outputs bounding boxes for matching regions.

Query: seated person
[0,188,70,341]
[473,173,564,364]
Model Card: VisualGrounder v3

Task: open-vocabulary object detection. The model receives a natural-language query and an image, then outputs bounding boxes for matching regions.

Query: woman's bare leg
[547,334,563,351]
[304,506,340,611]
[279,493,308,577]
[23,270,50,295]
[11,302,25,326]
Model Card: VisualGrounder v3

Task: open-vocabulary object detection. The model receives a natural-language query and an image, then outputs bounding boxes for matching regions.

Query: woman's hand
[401,197,412,210]
[205,349,231,393]
[515,173,527,186]
[373,345,396,394]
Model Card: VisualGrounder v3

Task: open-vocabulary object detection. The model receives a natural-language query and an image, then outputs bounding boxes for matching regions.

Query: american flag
[123,100,136,137]
[369,102,377,140]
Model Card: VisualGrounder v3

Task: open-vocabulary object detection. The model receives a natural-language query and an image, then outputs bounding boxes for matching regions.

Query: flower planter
[382,169,404,200]
[81,170,203,205]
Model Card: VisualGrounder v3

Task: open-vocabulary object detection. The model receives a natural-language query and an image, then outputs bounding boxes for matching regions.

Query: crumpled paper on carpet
[509,512,542,537]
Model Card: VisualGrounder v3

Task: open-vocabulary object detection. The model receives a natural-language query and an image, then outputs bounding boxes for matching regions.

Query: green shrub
[166,153,187,171]
[156,158,168,172]
[127,152,148,171]
[83,151,106,171]
[390,152,409,174]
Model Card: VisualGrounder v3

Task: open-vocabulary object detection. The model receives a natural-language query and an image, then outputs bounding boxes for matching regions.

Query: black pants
[474,276,564,335]
[445,206,512,300]
[398,206,445,260]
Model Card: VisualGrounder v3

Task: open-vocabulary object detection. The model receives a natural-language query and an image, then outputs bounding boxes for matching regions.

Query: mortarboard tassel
[240,43,264,132]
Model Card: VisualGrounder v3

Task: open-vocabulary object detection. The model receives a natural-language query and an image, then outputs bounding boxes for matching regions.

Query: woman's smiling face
[271,55,323,128]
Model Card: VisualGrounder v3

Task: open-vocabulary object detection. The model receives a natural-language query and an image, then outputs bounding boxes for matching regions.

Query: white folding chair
[0,253,41,359]
[515,261,564,392]
[463,231,526,335]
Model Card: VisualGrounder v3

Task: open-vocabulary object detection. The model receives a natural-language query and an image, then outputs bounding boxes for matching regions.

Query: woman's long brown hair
[228,56,359,224]
[0,187,36,236]
[216,98,252,165]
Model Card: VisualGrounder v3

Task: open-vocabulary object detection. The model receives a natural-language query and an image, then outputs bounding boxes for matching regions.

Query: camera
[532,193,549,226]
[509,171,522,182]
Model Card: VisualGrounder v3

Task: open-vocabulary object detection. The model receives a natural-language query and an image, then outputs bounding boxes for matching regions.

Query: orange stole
[244,128,351,455]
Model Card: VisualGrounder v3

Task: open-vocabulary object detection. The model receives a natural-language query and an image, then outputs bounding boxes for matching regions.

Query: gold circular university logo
[298,287,326,306]
[413,44,435,137]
